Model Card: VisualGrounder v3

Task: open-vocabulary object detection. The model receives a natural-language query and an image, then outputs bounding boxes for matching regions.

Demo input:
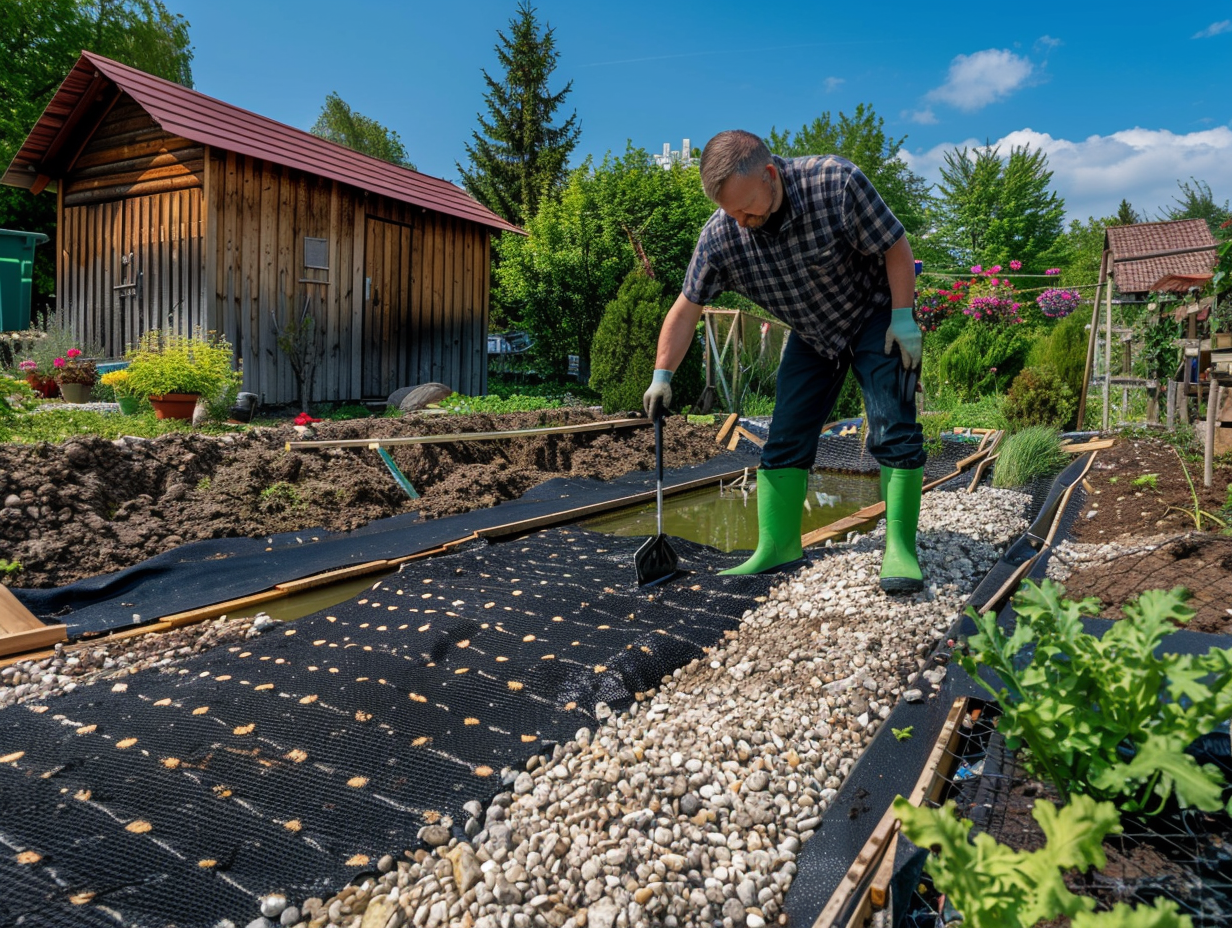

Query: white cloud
[1035,35,1063,51]
[1193,20,1231,38]
[904,107,938,125]
[900,125,1232,221]
[926,49,1034,111]
[824,76,845,93]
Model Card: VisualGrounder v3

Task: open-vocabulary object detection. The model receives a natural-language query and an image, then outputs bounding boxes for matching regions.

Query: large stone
[587,899,619,928]
[448,844,483,893]
[389,383,453,412]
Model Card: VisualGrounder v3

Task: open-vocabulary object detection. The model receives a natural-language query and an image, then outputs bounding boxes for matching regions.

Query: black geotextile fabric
[781,452,1092,927]
[0,528,777,928]
[14,451,763,637]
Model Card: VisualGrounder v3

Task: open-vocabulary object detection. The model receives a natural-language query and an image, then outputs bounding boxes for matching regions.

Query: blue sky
[175,0,1231,222]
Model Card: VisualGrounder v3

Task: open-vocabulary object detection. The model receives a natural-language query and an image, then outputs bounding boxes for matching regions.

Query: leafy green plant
[892,726,913,741]
[894,795,1193,928]
[438,393,564,415]
[1003,366,1077,430]
[1031,308,1089,400]
[259,482,303,511]
[125,329,241,417]
[0,374,35,440]
[960,580,1232,814]
[742,393,775,417]
[1165,446,1227,531]
[0,559,23,577]
[992,425,1067,488]
[1133,473,1159,490]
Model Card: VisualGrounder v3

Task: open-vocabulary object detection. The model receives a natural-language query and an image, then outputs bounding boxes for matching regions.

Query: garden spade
[635,414,679,586]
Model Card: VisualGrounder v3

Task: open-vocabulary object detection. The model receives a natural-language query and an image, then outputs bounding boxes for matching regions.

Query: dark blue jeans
[761,311,926,471]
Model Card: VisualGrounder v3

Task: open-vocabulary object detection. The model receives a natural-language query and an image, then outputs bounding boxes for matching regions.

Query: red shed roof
[2,51,523,235]
[1105,219,1217,294]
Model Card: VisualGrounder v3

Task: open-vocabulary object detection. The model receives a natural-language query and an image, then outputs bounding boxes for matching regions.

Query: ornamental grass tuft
[992,425,1067,488]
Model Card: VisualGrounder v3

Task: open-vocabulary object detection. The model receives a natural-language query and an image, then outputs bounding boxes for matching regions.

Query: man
[643,130,924,592]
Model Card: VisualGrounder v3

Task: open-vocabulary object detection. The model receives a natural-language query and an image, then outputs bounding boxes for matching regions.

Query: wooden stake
[286,417,650,451]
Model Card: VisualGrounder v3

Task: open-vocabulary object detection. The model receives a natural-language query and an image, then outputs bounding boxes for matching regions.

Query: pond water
[581,470,881,552]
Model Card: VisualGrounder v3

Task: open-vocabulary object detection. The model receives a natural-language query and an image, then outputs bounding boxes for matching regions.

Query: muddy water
[258,569,399,622]
[581,471,881,552]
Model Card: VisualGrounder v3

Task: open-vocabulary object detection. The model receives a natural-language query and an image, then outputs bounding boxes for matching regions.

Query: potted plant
[100,369,141,415]
[124,329,241,421]
[17,357,59,399]
[54,348,97,403]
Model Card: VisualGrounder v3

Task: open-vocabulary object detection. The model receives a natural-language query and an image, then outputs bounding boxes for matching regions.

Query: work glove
[884,307,922,370]
[643,369,673,419]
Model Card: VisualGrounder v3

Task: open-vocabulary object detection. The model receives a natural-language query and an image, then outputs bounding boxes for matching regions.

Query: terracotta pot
[25,373,59,399]
[117,395,141,415]
[59,381,95,404]
[149,392,200,420]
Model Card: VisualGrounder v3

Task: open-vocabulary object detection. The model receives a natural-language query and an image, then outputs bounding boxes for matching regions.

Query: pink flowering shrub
[1036,288,1082,319]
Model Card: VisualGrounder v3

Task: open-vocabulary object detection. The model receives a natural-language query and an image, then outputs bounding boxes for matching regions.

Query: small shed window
[303,237,329,270]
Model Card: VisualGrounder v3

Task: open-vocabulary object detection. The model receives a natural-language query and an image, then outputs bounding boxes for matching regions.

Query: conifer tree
[458,2,580,226]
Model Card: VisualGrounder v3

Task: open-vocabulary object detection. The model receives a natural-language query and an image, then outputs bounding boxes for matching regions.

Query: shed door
[362,216,414,398]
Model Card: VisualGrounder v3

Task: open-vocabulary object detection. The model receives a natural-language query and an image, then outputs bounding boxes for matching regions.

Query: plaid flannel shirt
[683,154,905,360]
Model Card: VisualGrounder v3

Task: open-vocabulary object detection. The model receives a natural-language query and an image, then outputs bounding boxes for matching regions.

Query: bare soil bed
[0,410,722,589]
[1057,436,1232,634]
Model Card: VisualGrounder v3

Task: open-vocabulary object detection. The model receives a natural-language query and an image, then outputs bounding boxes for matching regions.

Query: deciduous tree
[494,147,712,380]
[458,2,580,226]
[1159,178,1231,235]
[767,103,932,235]
[310,92,415,169]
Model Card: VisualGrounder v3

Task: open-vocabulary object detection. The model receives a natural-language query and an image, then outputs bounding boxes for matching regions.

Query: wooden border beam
[285,417,651,451]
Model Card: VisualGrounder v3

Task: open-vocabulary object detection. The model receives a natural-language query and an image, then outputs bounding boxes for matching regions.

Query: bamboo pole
[1205,382,1220,488]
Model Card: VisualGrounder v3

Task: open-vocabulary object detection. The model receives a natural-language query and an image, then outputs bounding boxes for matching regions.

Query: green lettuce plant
[960,580,1232,814]
[894,794,1193,928]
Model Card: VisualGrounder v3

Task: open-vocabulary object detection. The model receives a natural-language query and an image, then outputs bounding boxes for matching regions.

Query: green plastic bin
[0,228,50,332]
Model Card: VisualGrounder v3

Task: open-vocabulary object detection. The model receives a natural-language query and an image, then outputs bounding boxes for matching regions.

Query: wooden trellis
[701,308,790,414]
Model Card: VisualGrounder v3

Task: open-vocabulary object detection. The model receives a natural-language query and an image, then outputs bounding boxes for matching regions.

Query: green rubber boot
[719,467,808,575]
[880,465,924,593]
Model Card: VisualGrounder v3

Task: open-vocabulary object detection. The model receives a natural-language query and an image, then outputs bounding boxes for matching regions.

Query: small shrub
[1004,366,1077,430]
[1032,309,1089,400]
[125,328,241,419]
[438,393,563,415]
[992,425,1067,488]
[589,270,703,414]
[937,324,1034,401]
[743,393,775,417]
[945,394,1008,431]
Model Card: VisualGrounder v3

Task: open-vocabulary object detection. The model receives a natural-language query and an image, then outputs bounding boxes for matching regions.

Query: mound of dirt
[0,411,723,589]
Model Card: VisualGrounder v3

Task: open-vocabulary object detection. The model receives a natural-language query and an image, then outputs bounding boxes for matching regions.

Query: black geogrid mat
[0,529,775,928]
[14,451,762,637]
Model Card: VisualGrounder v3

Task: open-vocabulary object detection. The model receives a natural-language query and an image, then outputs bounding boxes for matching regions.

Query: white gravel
[248,486,1030,928]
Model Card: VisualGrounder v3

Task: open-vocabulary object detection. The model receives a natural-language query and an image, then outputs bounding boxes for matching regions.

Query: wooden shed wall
[207,149,490,404]
[56,96,206,351]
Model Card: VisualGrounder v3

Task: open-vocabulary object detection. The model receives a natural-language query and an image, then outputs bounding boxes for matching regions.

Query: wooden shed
[1,51,523,404]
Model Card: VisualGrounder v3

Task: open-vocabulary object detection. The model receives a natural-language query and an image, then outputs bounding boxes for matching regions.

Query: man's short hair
[700,130,773,202]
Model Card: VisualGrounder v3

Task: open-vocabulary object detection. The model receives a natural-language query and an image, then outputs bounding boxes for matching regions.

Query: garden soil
[0,411,722,589]
[1058,437,1232,635]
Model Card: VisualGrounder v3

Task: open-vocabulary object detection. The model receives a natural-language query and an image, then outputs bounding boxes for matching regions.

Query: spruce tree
[458,2,580,226]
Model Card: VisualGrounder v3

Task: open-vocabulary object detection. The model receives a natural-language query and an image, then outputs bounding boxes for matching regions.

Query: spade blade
[635,533,678,587]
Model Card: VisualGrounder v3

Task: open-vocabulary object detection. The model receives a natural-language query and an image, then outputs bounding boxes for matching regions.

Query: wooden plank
[160,589,288,629]
[1060,438,1115,453]
[817,698,971,927]
[72,146,204,180]
[63,159,204,195]
[286,417,650,451]
[715,413,739,445]
[734,426,764,447]
[726,428,742,451]
[63,173,201,207]
[74,135,199,171]
[274,560,391,594]
[0,625,69,659]
[0,586,47,635]
[800,504,886,547]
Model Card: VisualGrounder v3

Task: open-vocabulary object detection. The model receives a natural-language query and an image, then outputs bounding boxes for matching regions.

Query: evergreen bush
[589,270,703,413]
[1004,366,1078,430]
[1033,309,1089,400]
[937,324,1033,401]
